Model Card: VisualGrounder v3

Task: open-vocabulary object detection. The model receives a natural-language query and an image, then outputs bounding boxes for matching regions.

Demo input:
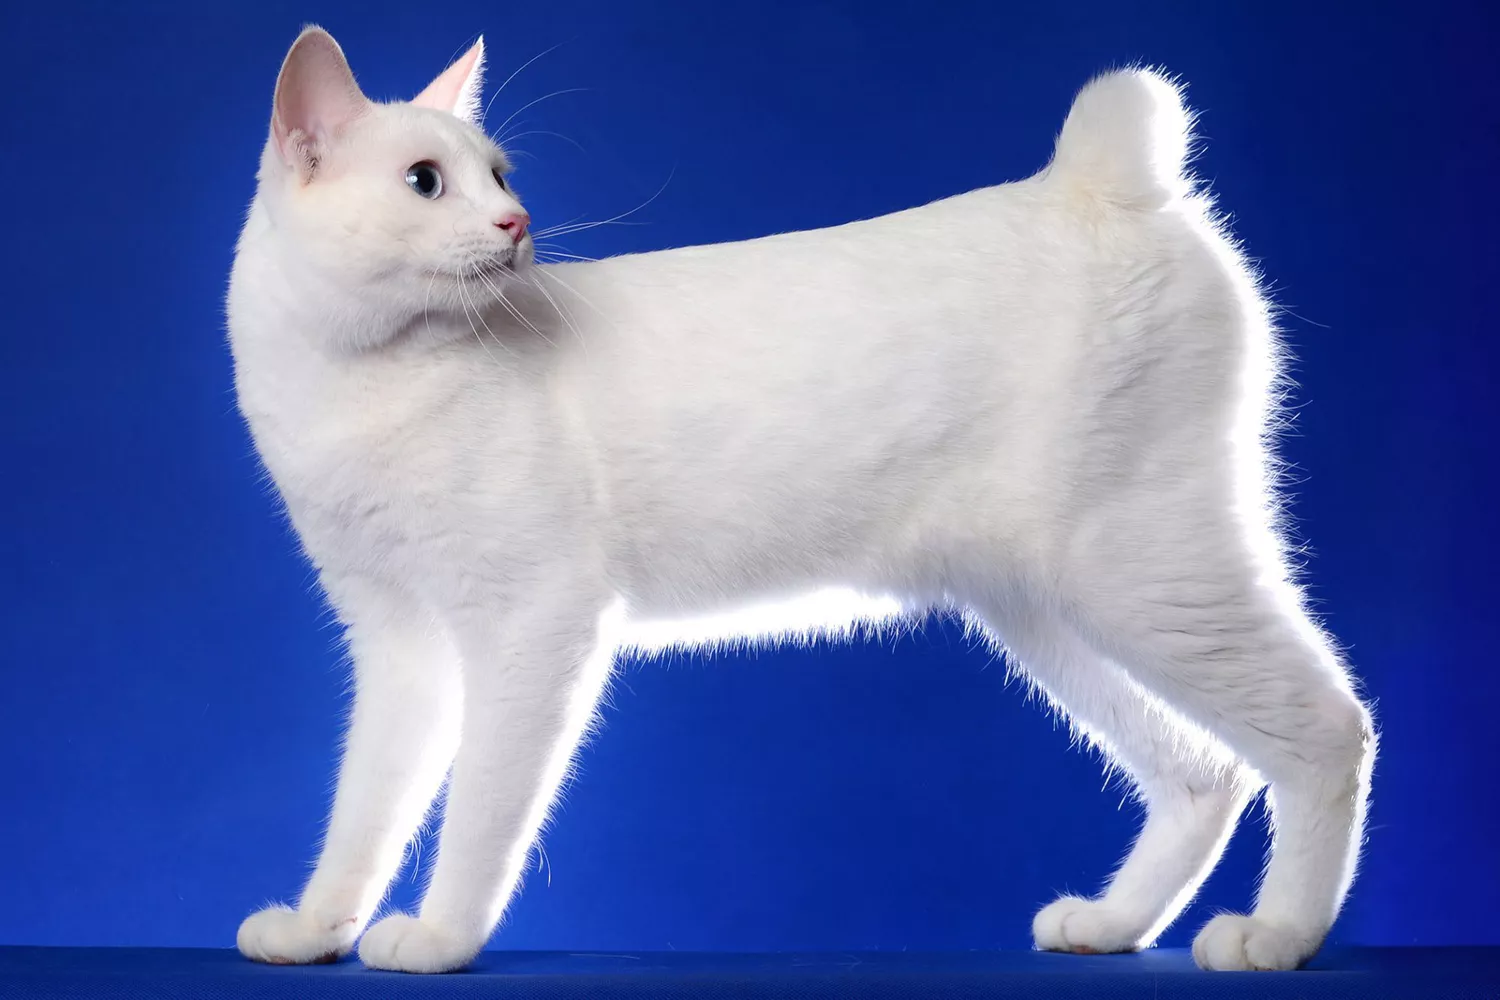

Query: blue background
[1,0,1495,953]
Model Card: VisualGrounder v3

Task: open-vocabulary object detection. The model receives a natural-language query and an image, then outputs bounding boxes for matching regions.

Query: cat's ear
[271,26,369,182]
[411,38,486,124]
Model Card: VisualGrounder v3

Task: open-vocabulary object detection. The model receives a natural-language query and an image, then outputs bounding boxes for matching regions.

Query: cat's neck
[228,208,577,440]
[243,250,432,356]
[234,198,555,358]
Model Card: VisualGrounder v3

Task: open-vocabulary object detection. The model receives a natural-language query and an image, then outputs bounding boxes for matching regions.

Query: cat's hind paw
[1192,913,1321,971]
[358,913,481,973]
[1033,896,1149,954]
[237,905,357,965]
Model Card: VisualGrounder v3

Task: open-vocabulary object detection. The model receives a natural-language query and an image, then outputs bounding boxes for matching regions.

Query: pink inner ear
[272,27,369,173]
[412,38,486,123]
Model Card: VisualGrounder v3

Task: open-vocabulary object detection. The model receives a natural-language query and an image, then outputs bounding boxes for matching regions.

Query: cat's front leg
[238,580,462,965]
[358,588,615,973]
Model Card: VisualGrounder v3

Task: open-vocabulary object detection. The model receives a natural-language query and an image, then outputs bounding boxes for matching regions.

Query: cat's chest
[274,421,461,564]
[241,355,579,585]
[244,371,484,571]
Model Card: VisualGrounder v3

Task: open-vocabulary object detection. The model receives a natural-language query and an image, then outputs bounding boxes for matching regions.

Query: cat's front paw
[237,905,358,965]
[1192,913,1321,971]
[1033,895,1148,954]
[358,913,481,973]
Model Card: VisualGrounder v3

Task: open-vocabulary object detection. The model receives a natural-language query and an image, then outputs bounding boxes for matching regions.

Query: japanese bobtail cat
[228,26,1374,974]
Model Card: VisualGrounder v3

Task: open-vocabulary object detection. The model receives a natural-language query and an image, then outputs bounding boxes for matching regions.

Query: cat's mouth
[465,252,520,281]
[452,245,532,285]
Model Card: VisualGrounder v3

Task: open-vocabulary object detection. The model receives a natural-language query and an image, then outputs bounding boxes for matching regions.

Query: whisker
[499,129,588,154]
[457,269,488,359]
[474,268,556,348]
[532,220,648,239]
[422,267,438,342]
[528,269,588,356]
[456,269,487,358]
[534,250,599,262]
[531,166,675,240]
[531,224,588,246]
[534,265,607,322]
[493,88,591,145]
[471,293,520,359]
[483,41,569,125]
[458,260,514,362]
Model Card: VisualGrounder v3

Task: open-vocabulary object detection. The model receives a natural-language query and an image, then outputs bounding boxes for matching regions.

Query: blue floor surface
[1,946,1496,999]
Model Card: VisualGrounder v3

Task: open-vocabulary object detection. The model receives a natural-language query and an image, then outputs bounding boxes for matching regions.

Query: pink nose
[495,212,530,240]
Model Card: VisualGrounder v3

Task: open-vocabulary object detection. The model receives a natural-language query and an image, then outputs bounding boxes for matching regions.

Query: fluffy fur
[228,27,1375,974]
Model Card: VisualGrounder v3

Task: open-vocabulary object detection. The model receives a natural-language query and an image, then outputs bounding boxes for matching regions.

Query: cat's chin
[456,247,534,286]
[471,257,523,281]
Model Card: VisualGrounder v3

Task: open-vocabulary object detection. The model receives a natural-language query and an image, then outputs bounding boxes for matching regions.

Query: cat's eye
[492,167,508,190]
[405,161,444,199]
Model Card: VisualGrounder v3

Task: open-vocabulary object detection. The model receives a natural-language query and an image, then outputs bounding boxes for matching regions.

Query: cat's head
[252,27,532,343]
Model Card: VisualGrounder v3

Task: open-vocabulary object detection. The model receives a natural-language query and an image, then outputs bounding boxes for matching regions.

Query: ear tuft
[271,26,369,181]
[412,38,486,124]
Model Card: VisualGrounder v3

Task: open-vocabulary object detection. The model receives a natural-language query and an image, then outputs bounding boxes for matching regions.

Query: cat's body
[238,177,1233,630]
[230,27,1374,975]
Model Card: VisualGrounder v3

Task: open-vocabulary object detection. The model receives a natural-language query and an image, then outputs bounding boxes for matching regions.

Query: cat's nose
[494,212,530,241]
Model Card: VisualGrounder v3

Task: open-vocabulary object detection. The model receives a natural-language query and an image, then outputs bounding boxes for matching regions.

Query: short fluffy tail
[1045,68,1195,210]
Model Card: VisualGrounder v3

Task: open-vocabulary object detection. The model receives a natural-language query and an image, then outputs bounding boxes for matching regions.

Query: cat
[228,25,1376,974]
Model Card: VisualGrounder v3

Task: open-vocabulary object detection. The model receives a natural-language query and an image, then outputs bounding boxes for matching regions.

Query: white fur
[229,29,1375,974]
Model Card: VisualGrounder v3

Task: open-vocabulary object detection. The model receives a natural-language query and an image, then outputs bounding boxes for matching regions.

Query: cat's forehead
[357,103,510,169]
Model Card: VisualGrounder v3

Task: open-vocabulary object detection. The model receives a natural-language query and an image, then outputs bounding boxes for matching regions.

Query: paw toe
[1033,896,1146,954]
[237,905,356,966]
[359,914,480,974]
[1192,913,1318,971]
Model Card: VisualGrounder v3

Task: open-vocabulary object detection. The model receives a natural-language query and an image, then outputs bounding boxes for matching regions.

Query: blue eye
[492,166,508,190]
[405,161,443,199]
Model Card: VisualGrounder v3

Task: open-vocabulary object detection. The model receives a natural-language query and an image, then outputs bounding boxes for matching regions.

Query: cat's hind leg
[1063,503,1375,970]
[969,599,1254,954]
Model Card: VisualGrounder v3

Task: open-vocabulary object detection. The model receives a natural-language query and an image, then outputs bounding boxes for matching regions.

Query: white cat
[229,26,1375,974]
